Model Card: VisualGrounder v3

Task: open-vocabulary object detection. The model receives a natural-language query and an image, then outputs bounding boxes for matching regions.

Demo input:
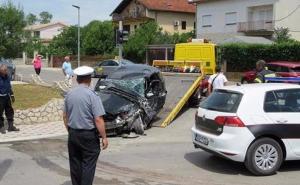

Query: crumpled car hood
[99,91,135,115]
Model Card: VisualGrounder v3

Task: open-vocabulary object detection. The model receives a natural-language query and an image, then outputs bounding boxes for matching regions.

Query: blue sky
[0,0,122,25]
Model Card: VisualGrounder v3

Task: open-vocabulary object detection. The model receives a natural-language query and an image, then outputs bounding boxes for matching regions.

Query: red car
[241,61,300,84]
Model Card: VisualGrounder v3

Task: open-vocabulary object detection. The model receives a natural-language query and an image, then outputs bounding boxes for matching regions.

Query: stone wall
[14,99,64,125]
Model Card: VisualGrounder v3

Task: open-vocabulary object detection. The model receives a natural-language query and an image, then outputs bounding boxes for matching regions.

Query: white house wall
[196,0,300,41]
[39,25,65,40]
[273,0,300,40]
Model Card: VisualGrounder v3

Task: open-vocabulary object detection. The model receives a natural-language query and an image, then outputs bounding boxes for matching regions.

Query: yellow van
[153,42,216,75]
[174,42,216,74]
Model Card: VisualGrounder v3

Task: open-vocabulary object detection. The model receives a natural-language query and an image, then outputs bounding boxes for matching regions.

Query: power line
[272,4,300,32]
[289,30,300,33]
[274,4,300,22]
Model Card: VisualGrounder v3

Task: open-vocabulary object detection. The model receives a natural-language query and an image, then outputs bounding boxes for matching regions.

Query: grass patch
[12,84,62,110]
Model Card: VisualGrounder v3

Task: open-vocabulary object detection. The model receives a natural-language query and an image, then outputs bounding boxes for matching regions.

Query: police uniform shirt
[0,75,12,96]
[64,84,105,130]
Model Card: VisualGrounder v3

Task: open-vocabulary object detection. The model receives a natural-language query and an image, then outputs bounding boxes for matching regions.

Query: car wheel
[188,88,201,107]
[132,115,145,135]
[241,78,248,84]
[91,71,96,78]
[245,138,283,176]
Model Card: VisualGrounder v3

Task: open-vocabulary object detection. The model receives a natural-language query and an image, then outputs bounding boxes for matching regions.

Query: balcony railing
[112,10,146,21]
[237,20,274,32]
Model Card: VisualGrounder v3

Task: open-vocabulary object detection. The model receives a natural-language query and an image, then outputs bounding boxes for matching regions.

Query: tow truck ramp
[152,73,203,127]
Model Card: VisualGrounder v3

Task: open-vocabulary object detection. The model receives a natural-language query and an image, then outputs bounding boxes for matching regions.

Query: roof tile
[139,0,196,13]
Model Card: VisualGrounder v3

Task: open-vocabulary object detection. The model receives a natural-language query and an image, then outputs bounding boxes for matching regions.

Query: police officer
[0,64,19,134]
[254,60,276,83]
[63,66,108,185]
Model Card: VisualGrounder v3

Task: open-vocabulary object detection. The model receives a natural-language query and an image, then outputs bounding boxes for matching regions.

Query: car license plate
[195,134,209,145]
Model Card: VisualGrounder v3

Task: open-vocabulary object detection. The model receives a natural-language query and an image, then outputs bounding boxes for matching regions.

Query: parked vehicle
[93,59,134,77]
[192,83,300,176]
[152,42,216,75]
[94,64,167,136]
[0,58,16,80]
[241,61,300,84]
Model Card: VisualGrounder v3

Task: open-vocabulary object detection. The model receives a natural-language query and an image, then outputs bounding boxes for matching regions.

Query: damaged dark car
[94,65,167,136]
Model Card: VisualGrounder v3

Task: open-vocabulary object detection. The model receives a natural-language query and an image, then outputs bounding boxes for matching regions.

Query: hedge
[219,42,300,72]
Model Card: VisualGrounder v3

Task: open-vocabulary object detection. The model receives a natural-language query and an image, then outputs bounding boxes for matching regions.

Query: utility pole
[118,21,123,61]
[72,5,80,67]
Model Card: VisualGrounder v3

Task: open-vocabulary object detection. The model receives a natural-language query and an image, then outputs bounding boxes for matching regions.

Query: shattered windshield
[104,78,145,96]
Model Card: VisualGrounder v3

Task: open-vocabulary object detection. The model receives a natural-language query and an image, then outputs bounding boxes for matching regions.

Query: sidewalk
[0,121,67,143]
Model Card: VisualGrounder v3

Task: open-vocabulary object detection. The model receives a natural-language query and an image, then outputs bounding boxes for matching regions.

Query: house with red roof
[111,0,196,34]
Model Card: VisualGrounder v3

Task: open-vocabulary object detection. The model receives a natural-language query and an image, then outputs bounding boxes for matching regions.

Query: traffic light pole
[118,21,123,61]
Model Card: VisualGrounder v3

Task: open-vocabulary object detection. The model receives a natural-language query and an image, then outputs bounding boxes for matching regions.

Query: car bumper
[191,126,255,162]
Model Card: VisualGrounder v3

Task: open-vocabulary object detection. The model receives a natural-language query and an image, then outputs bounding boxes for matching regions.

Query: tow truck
[150,41,217,127]
[150,40,300,127]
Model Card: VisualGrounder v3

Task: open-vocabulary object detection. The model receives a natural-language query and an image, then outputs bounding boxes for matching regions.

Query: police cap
[73,66,94,76]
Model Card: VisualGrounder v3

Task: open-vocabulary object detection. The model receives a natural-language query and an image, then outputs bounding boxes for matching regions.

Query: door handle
[276,119,288,123]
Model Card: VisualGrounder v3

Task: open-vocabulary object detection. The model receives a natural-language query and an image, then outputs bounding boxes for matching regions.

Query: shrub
[220,42,300,72]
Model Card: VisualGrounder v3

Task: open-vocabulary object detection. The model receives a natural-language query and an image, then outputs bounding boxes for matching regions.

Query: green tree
[48,26,79,56]
[26,13,38,25]
[0,1,26,58]
[39,11,52,24]
[23,28,49,58]
[123,21,195,63]
[83,20,115,55]
[273,27,294,43]
[123,21,162,63]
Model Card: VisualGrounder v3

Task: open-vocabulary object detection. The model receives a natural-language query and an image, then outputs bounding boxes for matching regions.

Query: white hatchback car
[192,83,300,176]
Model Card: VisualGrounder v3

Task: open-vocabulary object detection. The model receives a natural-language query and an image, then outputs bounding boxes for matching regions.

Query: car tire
[188,88,201,107]
[245,138,283,176]
[241,78,248,84]
[132,115,145,135]
[91,71,96,78]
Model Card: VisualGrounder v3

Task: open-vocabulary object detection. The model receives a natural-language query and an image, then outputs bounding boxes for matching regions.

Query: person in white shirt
[208,66,228,95]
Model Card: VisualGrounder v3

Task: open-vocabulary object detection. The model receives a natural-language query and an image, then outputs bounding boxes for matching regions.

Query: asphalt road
[15,65,98,88]
[1,108,300,185]
[8,65,300,185]
[16,65,65,83]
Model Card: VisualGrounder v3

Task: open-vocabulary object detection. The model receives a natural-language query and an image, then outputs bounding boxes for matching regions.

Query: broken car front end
[95,75,166,136]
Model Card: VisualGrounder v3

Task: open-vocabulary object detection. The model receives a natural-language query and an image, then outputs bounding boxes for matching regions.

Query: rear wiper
[207,107,220,111]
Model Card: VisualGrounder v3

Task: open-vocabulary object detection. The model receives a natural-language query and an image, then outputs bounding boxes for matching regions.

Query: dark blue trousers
[68,128,100,185]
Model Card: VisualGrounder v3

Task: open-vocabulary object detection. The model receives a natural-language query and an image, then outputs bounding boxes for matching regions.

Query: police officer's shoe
[8,126,20,132]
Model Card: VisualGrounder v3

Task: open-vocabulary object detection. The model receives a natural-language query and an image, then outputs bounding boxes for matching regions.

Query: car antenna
[236,82,241,86]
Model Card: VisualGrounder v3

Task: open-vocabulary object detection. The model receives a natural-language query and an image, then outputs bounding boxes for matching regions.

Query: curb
[0,132,67,144]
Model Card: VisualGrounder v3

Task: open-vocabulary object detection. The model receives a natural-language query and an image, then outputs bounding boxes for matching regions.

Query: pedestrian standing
[63,66,108,185]
[0,64,19,134]
[32,54,42,75]
[207,66,228,95]
[62,56,73,87]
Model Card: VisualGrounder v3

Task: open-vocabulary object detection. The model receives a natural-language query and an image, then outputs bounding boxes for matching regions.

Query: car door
[145,74,166,111]
[264,89,300,158]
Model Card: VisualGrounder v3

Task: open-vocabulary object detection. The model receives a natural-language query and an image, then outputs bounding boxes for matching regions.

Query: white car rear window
[200,90,243,113]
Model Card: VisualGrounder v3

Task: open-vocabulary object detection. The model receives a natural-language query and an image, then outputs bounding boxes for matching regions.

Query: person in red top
[32,54,42,75]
